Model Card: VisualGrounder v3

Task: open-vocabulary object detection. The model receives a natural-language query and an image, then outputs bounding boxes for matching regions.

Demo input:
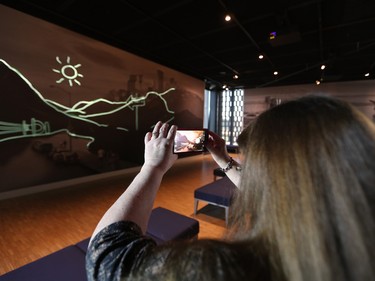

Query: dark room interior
[0,1,375,280]
[2,0,375,89]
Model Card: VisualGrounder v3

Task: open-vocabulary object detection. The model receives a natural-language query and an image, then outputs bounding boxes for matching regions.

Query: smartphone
[173,129,207,154]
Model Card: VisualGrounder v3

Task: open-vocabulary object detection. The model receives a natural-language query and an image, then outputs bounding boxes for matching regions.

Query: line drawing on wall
[0,59,175,145]
[52,56,83,87]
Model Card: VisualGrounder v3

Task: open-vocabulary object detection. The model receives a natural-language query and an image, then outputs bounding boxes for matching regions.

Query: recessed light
[365,72,370,77]
[316,80,321,85]
[233,74,239,79]
[273,71,278,75]
[258,54,264,59]
[225,15,231,21]
[320,64,326,70]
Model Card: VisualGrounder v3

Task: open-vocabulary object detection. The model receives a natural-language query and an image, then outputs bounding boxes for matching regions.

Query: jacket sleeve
[86,221,156,281]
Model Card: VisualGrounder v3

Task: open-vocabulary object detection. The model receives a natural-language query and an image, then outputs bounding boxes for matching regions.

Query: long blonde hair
[231,95,375,281]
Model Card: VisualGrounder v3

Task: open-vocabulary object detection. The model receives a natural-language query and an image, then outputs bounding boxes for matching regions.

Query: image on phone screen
[174,129,207,154]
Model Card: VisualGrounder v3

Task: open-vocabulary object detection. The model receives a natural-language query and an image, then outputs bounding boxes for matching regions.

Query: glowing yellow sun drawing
[53,56,83,87]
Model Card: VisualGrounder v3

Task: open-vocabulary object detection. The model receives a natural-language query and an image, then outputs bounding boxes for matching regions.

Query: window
[220,89,244,146]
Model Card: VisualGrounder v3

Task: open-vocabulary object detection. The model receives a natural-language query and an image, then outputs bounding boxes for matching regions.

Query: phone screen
[173,129,207,154]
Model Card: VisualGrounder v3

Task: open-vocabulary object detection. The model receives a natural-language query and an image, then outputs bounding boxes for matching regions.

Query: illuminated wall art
[0,58,192,192]
[53,56,83,87]
[0,4,204,193]
[0,59,177,146]
[0,118,51,141]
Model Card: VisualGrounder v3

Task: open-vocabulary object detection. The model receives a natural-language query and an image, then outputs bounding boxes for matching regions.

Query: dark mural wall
[0,5,205,192]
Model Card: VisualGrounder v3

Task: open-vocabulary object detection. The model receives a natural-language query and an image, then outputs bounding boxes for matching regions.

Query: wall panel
[0,5,204,193]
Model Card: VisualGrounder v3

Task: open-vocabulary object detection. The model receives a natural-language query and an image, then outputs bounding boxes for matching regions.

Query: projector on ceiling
[268,26,301,47]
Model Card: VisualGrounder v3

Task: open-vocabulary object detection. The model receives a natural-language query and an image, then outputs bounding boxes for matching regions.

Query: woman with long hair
[86,95,375,281]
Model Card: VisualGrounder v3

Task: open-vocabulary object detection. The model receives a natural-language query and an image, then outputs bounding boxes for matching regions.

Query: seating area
[194,176,236,226]
[0,207,199,281]
[146,207,199,244]
[0,168,235,280]
[0,239,89,281]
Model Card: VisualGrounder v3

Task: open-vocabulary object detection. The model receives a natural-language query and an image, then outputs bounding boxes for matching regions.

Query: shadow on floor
[195,204,226,221]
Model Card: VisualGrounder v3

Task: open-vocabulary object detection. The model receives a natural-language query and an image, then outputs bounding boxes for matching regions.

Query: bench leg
[225,206,229,226]
[194,199,199,215]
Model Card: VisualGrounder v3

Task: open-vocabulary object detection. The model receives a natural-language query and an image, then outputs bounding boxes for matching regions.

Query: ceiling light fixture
[233,74,239,79]
[273,71,278,76]
[320,64,326,70]
[365,72,370,77]
[225,15,231,21]
[316,80,321,85]
[258,54,264,60]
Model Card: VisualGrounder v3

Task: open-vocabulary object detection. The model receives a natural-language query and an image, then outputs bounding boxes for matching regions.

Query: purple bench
[70,207,200,250]
[194,176,236,226]
[0,207,199,281]
[147,207,199,244]
[0,245,87,281]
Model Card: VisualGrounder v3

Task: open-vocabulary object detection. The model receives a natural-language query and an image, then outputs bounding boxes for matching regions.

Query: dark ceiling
[1,0,375,89]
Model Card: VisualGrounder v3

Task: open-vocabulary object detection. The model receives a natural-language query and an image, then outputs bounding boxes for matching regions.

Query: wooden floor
[0,154,228,275]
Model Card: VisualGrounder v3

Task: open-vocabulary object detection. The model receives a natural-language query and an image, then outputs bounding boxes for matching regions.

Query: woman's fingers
[151,121,163,139]
[166,125,177,140]
[147,121,176,143]
[159,123,169,138]
[144,132,152,144]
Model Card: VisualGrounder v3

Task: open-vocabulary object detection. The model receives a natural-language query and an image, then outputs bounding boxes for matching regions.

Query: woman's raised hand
[144,121,178,173]
[205,130,232,168]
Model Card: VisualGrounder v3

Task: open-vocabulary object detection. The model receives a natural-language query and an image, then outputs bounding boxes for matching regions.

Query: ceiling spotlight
[225,15,231,21]
[258,54,264,60]
[273,71,278,76]
[365,72,370,77]
[320,64,326,70]
[222,84,227,89]
[233,74,239,79]
[316,80,321,85]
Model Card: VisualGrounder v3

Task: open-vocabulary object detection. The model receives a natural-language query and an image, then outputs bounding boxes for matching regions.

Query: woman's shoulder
[137,238,277,281]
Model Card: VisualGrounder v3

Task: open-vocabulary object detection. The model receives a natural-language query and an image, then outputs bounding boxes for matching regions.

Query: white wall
[243,80,375,125]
